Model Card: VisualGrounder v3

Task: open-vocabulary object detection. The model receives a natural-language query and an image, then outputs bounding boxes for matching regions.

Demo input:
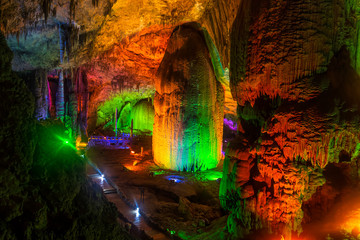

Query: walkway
[88,134,131,149]
[85,157,171,240]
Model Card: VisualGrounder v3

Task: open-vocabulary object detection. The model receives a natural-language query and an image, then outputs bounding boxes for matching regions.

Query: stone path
[86,158,170,240]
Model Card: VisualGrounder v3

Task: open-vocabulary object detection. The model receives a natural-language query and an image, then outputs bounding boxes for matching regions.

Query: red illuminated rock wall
[222,0,360,239]
[153,22,224,171]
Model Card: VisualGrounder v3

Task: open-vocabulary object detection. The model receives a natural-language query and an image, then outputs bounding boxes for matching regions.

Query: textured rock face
[222,0,360,239]
[153,23,224,171]
[201,0,241,68]
[131,98,154,132]
[0,33,36,233]
[3,0,241,142]
[0,33,132,240]
[230,0,360,106]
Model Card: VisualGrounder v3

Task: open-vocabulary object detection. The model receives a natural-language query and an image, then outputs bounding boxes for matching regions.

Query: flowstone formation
[131,98,154,132]
[153,23,224,171]
[221,1,360,239]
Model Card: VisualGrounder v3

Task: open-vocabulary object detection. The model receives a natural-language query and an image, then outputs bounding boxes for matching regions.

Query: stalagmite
[153,23,224,171]
[56,23,66,120]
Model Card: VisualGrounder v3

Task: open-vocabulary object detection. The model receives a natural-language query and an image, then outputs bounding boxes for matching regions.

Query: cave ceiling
[1,0,239,88]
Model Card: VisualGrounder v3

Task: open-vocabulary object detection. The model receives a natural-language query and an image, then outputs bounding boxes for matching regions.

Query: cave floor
[85,136,227,240]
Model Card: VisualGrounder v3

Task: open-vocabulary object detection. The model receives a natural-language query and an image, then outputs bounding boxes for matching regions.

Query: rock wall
[230,0,360,106]
[200,0,241,68]
[131,98,154,132]
[222,0,360,239]
[0,32,132,240]
[17,69,49,120]
[153,22,224,171]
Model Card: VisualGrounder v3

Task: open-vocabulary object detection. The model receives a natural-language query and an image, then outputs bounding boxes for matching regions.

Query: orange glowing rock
[222,0,360,238]
[341,209,360,235]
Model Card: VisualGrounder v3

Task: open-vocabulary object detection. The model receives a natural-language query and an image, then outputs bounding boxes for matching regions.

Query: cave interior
[1,0,360,240]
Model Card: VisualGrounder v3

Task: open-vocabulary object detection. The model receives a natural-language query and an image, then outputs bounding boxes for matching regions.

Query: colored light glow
[100,174,104,181]
[152,27,223,172]
[131,99,154,132]
[135,207,140,217]
[151,170,165,176]
[165,175,184,183]
[340,208,360,234]
[96,89,154,132]
[167,229,176,235]
[76,140,87,149]
[124,164,140,171]
[55,135,77,150]
[223,118,237,131]
[202,171,223,181]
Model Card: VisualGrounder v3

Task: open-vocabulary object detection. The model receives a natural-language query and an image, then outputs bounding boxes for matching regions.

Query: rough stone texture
[0,33,132,240]
[153,23,224,171]
[131,98,154,132]
[34,69,49,120]
[230,0,360,106]
[0,33,36,234]
[74,67,89,141]
[92,0,214,56]
[200,0,241,68]
[0,0,115,35]
[17,69,49,120]
[3,0,241,144]
[3,0,240,101]
[222,0,360,239]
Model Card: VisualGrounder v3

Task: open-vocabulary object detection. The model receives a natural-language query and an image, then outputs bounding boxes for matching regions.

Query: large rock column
[153,23,224,171]
[222,0,360,239]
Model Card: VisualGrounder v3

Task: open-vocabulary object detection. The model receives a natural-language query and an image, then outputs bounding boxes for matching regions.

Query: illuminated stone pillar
[56,23,65,120]
[153,23,224,171]
[34,69,48,120]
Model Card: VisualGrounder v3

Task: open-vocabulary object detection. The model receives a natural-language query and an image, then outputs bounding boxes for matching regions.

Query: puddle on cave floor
[85,136,226,239]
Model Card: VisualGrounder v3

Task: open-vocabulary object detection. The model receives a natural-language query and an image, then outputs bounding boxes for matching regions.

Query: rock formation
[0,33,132,240]
[2,0,360,239]
[131,98,154,132]
[153,23,224,171]
[220,0,360,239]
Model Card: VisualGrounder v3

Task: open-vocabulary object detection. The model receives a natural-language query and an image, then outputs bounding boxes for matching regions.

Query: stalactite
[92,0,99,7]
[41,0,53,22]
[56,70,65,119]
[34,69,49,120]
[70,0,77,20]
[75,68,88,142]
[69,68,78,139]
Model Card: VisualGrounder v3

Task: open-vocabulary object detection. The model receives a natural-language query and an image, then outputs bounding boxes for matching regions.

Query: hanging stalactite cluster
[41,0,52,22]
